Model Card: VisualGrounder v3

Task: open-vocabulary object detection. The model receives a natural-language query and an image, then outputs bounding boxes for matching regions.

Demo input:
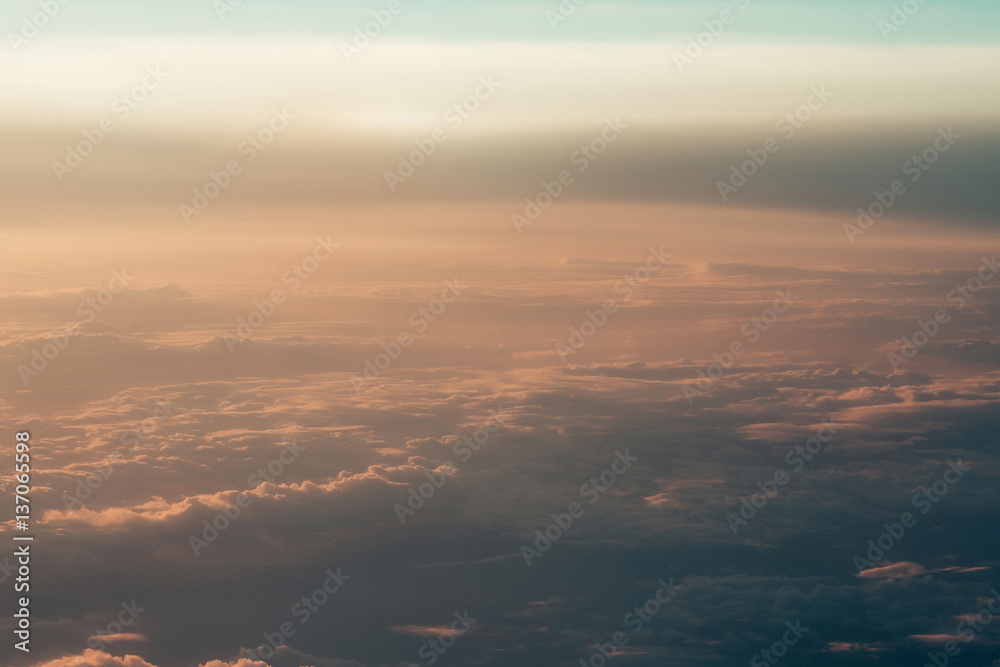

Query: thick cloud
[2,191,999,667]
[29,650,159,667]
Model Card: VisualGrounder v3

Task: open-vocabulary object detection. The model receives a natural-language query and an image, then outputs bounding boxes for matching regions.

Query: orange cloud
[29,650,269,667]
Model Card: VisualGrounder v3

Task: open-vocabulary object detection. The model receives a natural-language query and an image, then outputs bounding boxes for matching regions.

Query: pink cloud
[857,562,927,579]
[909,634,964,644]
[86,634,146,644]
[29,650,269,667]
[29,650,156,667]
[388,624,463,638]
[824,642,884,653]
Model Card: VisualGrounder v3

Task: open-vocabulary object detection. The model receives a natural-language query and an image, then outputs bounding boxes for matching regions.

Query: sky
[4,0,1000,42]
[1,1,1000,667]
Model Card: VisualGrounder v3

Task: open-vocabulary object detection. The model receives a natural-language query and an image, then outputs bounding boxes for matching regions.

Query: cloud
[86,634,146,644]
[4,196,1000,666]
[387,625,462,638]
[28,649,277,667]
[29,650,157,667]
[824,642,884,653]
[857,562,928,580]
[908,634,964,644]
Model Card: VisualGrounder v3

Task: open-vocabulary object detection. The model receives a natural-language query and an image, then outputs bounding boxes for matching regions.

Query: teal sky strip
[3,0,998,43]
